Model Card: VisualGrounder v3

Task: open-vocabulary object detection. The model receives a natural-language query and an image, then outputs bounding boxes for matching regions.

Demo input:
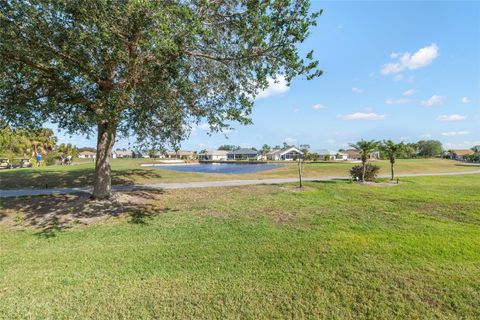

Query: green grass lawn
[1,174,479,318]
[0,158,477,189]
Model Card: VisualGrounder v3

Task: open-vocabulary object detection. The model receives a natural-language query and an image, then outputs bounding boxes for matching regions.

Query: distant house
[451,149,474,161]
[266,147,303,161]
[227,148,259,160]
[162,151,194,160]
[78,151,96,159]
[198,150,228,161]
[343,149,379,160]
[343,149,361,160]
[314,149,347,161]
[112,150,133,159]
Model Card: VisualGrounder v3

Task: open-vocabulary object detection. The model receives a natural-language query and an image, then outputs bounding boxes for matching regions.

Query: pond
[144,163,284,174]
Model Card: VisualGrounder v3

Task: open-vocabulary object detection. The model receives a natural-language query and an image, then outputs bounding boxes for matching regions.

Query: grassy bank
[0,158,477,189]
[1,174,479,318]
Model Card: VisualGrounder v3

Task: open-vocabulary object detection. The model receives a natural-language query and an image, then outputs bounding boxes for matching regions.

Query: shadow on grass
[0,167,165,189]
[0,188,175,237]
[309,179,348,184]
[455,163,480,167]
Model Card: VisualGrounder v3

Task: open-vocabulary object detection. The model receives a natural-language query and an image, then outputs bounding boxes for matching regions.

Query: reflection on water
[145,163,284,174]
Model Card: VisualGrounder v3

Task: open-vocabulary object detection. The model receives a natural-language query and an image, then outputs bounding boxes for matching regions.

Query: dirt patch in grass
[0,189,173,234]
[357,181,400,187]
[279,185,316,193]
[415,202,480,225]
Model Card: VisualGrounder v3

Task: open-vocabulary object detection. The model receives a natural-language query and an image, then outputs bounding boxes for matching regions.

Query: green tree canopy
[0,1,322,198]
[417,140,443,158]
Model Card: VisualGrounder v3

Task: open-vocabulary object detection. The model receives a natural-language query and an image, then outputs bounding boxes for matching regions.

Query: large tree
[0,1,322,198]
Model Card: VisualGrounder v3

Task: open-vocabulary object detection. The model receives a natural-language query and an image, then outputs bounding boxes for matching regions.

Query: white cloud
[445,141,480,149]
[419,133,432,138]
[256,75,289,99]
[403,89,416,97]
[312,103,327,110]
[385,98,412,105]
[381,43,439,75]
[393,74,403,81]
[461,97,470,104]
[352,87,364,93]
[293,108,300,113]
[437,114,467,121]
[421,95,444,106]
[441,131,470,137]
[284,137,297,144]
[339,112,385,120]
[197,122,210,130]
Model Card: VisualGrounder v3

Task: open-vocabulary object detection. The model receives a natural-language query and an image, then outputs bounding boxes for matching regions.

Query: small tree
[379,140,404,180]
[260,144,271,156]
[350,164,380,182]
[349,139,379,182]
[297,152,306,188]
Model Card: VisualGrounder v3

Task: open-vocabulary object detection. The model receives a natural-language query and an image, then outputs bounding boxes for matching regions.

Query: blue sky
[55,1,480,151]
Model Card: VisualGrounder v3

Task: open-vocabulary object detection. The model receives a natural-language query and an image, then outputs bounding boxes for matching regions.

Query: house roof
[344,149,360,156]
[266,148,281,156]
[313,149,337,156]
[268,147,303,156]
[452,149,474,156]
[200,150,228,156]
[227,148,258,155]
[79,151,95,156]
[164,151,193,156]
[114,150,133,156]
[279,146,303,155]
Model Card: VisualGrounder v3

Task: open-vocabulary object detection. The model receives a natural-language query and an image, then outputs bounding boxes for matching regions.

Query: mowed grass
[0,158,477,189]
[0,175,479,319]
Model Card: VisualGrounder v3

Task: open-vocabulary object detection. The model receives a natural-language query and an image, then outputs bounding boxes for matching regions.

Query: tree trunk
[390,158,395,180]
[93,122,116,199]
[362,161,366,182]
[298,158,304,188]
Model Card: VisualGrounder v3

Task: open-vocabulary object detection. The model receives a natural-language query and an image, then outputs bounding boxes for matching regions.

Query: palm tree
[380,140,404,180]
[349,139,379,182]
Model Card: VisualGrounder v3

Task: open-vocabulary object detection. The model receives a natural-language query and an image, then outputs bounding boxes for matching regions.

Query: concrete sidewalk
[1,170,479,198]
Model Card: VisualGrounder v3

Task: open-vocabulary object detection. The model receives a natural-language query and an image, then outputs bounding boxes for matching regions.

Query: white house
[198,150,228,161]
[78,151,96,159]
[112,150,133,159]
[266,147,303,161]
[162,151,195,160]
[227,148,260,160]
[315,149,347,161]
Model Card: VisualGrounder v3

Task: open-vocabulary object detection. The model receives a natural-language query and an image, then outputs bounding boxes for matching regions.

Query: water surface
[145,163,284,174]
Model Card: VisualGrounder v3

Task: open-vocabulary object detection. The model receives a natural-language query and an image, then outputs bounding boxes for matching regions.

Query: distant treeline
[217,140,446,159]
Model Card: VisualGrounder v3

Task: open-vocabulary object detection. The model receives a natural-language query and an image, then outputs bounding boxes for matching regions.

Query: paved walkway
[1,170,479,198]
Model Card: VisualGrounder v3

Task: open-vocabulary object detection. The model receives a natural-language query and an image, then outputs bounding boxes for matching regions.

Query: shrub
[350,164,380,182]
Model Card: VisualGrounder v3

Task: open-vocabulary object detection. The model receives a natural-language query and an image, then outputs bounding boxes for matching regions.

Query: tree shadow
[0,188,175,237]
[309,179,347,184]
[455,163,480,167]
[0,167,165,190]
